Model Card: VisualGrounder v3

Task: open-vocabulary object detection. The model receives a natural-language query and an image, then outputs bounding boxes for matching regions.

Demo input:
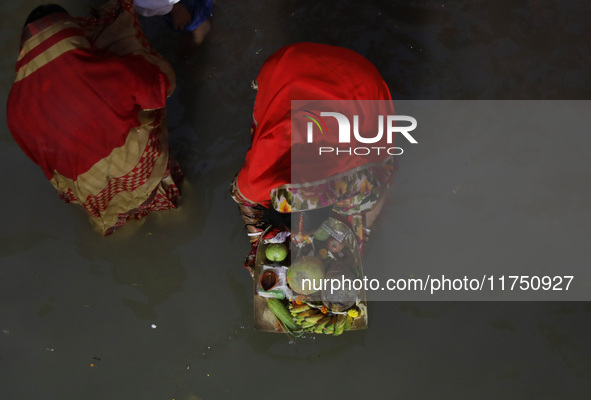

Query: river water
[1,0,590,399]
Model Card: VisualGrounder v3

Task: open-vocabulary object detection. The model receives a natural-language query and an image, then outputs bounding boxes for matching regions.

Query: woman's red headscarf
[235,42,394,206]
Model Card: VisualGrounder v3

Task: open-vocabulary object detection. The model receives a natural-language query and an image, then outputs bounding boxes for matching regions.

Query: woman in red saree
[7,1,182,235]
[231,42,397,272]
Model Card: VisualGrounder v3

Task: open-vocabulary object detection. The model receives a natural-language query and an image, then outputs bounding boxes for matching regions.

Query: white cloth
[134,0,180,17]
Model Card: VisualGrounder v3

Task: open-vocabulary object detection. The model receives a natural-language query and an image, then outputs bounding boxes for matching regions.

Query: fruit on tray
[333,314,347,336]
[265,243,288,262]
[313,226,330,241]
[284,302,361,336]
[326,237,344,252]
[287,256,325,295]
[322,261,359,312]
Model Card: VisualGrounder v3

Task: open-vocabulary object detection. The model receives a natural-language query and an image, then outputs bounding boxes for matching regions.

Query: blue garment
[164,0,213,32]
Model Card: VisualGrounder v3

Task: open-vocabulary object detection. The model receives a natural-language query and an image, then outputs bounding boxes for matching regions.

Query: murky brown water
[1,0,590,399]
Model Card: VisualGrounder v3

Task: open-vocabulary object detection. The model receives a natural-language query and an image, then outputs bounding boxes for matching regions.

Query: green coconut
[322,265,358,312]
[287,256,325,295]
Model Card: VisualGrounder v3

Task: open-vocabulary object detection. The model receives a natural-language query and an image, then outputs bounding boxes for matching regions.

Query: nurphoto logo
[297,101,418,156]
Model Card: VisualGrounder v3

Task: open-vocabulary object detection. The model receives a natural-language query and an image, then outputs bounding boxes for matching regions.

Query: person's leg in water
[168,0,214,48]
[190,17,211,45]
[165,0,214,58]
[189,0,216,45]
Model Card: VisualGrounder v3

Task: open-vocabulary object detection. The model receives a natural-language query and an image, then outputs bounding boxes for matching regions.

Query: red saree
[7,0,182,235]
[232,43,396,213]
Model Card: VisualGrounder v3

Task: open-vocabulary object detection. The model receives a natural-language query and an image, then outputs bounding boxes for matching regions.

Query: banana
[298,313,325,328]
[313,316,331,333]
[323,316,338,335]
[323,324,335,335]
[299,320,318,329]
[344,316,354,331]
[333,323,345,336]
[289,304,311,314]
[303,314,325,325]
[333,315,347,336]
[294,310,317,319]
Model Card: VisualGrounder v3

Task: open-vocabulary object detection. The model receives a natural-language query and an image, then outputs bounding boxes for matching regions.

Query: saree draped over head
[231,42,397,219]
[7,0,182,235]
